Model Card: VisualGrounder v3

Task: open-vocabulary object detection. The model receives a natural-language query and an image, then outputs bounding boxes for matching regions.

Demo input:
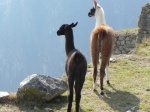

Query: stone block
[17,74,68,103]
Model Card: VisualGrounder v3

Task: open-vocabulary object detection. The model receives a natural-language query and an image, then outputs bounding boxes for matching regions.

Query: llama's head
[88,7,96,17]
[88,0,102,17]
[57,22,78,36]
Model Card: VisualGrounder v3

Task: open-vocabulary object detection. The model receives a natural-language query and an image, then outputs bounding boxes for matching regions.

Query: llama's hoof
[93,88,96,91]
[93,87,96,91]
[100,92,105,95]
[100,90,105,95]
[107,80,110,85]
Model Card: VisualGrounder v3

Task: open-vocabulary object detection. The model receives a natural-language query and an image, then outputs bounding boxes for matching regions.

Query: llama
[88,0,115,95]
[88,0,115,64]
[88,0,111,85]
[57,22,87,112]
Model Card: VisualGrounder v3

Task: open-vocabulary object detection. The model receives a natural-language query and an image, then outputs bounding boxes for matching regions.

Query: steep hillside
[0,41,150,112]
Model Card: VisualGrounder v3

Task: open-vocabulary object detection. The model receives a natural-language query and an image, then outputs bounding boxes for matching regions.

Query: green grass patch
[0,42,150,112]
[116,28,138,34]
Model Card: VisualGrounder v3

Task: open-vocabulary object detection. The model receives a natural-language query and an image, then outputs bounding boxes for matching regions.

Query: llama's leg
[91,50,99,90]
[74,80,77,93]
[92,66,97,90]
[100,67,105,95]
[67,76,74,112]
[90,33,99,90]
[105,65,110,85]
[100,57,109,95]
[75,75,85,112]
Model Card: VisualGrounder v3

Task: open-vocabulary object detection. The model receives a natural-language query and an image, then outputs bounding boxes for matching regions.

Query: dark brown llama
[90,24,115,95]
[57,22,87,112]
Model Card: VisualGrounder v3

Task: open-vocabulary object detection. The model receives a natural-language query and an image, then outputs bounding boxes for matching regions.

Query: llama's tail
[73,51,87,108]
[98,27,108,40]
[73,51,85,64]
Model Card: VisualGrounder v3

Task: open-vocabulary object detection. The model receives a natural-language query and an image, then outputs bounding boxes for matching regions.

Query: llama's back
[65,50,87,76]
[91,24,115,58]
[92,24,114,40]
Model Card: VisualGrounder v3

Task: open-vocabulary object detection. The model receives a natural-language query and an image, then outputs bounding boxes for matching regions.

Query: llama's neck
[64,29,75,56]
[95,5,106,27]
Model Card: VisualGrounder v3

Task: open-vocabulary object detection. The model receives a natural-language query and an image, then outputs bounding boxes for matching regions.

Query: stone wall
[137,2,150,43]
[114,2,150,54]
[114,31,137,54]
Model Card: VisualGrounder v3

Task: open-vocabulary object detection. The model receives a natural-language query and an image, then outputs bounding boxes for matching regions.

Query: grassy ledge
[0,42,150,112]
[115,28,138,34]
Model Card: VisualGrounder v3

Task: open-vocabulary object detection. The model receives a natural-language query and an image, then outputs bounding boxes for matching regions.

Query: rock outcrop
[137,2,150,43]
[0,92,9,98]
[114,2,150,54]
[17,74,68,104]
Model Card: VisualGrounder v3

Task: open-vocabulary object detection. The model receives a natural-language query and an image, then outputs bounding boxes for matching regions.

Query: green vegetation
[0,42,150,112]
[115,28,138,34]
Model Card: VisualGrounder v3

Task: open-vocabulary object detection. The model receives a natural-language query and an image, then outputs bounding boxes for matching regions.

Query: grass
[0,42,150,112]
[115,28,138,34]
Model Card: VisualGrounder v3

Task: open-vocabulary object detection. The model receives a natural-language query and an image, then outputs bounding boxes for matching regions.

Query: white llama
[88,0,115,90]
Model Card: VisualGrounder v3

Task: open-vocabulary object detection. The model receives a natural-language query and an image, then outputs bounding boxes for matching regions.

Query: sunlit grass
[116,28,138,34]
[0,42,150,112]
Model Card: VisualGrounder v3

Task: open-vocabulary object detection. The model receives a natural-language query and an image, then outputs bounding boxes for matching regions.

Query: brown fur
[90,24,115,95]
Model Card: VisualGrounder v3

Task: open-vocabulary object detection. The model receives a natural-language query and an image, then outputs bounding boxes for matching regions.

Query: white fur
[94,3,106,27]
[105,65,109,81]
[93,83,96,90]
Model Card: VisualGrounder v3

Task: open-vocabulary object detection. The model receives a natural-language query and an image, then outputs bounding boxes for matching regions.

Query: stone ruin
[137,2,150,43]
[114,31,137,54]
[114,2,150,54]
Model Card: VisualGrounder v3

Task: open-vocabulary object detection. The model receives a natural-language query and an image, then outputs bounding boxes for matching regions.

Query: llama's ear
[70,22,78,28]
[93,0,97,8]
